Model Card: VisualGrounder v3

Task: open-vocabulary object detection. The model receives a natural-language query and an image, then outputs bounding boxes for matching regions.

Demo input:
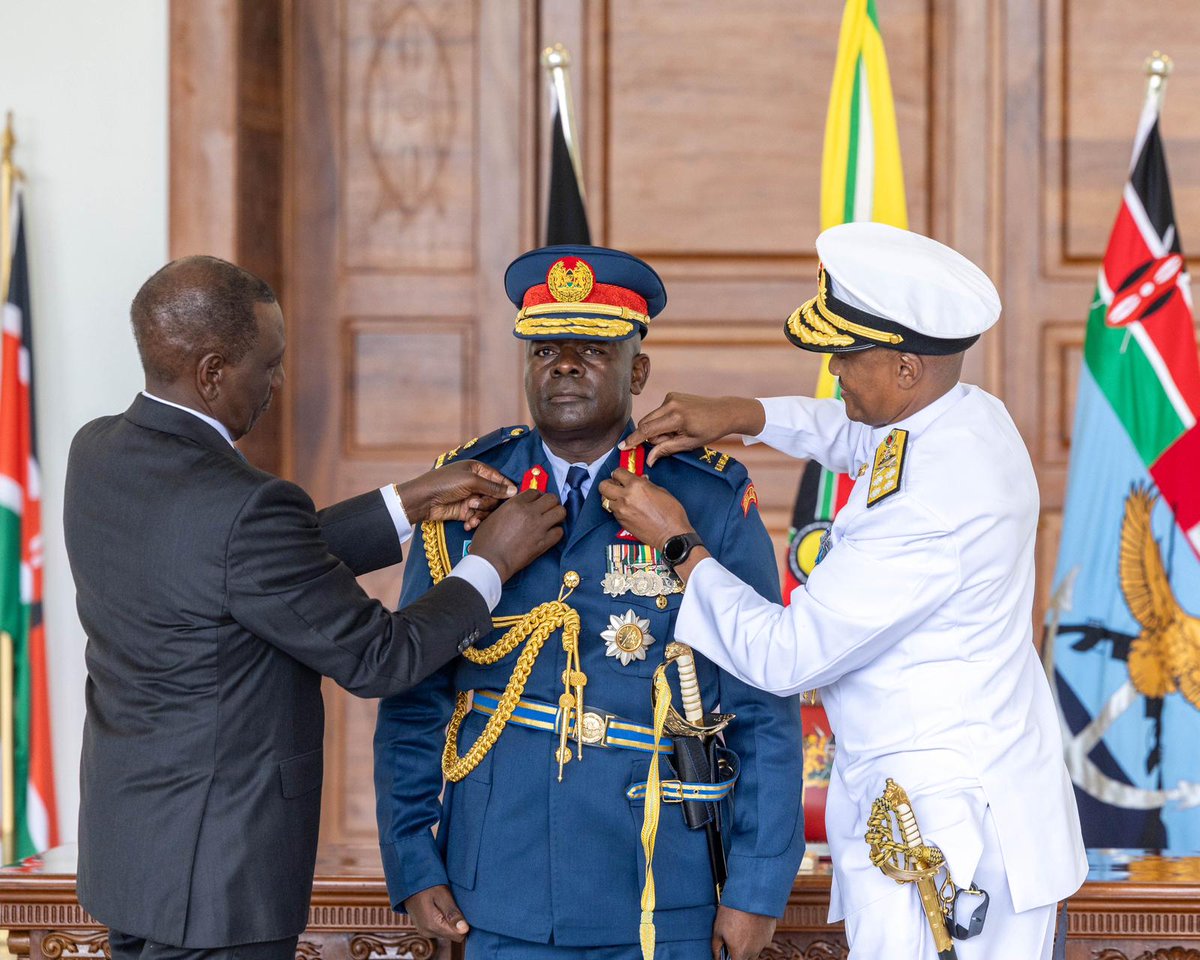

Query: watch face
[663,535,688,565]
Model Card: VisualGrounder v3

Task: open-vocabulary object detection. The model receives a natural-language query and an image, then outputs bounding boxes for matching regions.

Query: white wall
[0,0,168,844]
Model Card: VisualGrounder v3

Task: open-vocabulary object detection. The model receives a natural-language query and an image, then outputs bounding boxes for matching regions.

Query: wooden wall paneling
[287,0,536,843]
[577,0,936,559]
[170,0,286,474]
[170,0,239,261]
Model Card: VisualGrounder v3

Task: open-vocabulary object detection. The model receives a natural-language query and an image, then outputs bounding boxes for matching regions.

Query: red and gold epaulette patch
[741,483,759,516]
[620,445,645,476]
[522,465,547,492]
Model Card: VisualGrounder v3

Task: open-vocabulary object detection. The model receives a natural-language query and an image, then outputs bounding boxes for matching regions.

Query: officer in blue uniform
[374,246,804,960]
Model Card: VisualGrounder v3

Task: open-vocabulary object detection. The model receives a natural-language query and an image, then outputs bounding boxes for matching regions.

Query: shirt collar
[540,441,615,501]
[141,391,236,447]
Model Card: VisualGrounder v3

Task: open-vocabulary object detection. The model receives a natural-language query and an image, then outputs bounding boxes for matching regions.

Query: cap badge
[602,610,657,665]
[547,257,595,303]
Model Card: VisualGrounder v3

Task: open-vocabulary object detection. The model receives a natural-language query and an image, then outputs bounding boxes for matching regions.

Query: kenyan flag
[1050,86,1200,849]
[1,193,58,858]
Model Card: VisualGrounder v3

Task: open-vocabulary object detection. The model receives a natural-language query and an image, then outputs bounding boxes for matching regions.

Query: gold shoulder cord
[422,520,586,782]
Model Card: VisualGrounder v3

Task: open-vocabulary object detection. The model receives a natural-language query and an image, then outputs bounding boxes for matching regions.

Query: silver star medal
[602,610,656,665]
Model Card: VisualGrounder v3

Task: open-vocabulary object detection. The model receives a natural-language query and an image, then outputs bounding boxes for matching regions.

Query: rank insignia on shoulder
[522,465,547,492]
[867,428,908,507]
[741,483,759,516]
[699,446,731,472]
[434,425,528,468]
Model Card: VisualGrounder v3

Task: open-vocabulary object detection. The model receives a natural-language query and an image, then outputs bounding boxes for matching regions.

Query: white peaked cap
[786,222,1001,355]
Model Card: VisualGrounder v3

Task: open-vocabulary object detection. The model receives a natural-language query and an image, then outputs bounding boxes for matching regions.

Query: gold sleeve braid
[421,519,584,782]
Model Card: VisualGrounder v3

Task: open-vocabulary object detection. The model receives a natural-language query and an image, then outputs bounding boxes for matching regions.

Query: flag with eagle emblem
[1049,81,1200,849]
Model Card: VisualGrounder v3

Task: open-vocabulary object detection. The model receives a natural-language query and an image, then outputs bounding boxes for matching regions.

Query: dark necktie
[564,464,588,532]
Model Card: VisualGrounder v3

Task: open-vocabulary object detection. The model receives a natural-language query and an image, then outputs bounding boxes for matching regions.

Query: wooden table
[2,845,1199,959]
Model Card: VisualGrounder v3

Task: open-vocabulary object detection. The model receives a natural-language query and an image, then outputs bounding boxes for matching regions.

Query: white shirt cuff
[740,398,775,446]
[379,484,414,546]
[449,555,503,612]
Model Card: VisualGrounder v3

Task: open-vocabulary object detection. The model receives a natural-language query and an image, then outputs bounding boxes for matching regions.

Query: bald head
[131,256,276,385]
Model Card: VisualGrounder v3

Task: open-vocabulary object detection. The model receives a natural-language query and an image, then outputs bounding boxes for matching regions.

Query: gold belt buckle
[660,779,684,803]
[578,711,612,746]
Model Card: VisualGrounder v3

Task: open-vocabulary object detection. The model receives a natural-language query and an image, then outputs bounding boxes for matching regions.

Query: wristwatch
[662,531,705,571]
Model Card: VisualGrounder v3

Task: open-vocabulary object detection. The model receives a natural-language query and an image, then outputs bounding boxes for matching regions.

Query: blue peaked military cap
[505,244,667,342]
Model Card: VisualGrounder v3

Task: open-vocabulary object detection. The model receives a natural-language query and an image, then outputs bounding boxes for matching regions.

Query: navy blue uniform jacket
[374,425,804,947]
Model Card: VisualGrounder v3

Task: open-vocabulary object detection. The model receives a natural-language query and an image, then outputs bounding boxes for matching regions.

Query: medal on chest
[599,445,682,602]
[602,610,657,665]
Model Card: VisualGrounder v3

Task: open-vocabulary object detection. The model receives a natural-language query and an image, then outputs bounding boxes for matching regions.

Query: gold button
[511,428,525,436]
[563,571,580,589]
[656,595,669,610]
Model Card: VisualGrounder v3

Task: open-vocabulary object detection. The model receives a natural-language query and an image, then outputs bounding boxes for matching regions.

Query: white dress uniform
[673,224,1088,959]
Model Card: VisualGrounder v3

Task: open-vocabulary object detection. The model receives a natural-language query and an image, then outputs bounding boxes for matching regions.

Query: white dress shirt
[141,392,501,610]
[677,384,1087,920]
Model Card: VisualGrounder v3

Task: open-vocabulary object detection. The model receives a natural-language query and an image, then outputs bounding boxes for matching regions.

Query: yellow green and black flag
[784,0,908,598]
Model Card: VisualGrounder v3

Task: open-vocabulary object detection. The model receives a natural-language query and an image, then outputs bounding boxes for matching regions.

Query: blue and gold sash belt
[626,750,740,804]
[471,689,672,755]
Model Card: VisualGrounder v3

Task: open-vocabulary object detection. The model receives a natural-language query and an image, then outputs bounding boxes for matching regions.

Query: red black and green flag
[1,192,59,857]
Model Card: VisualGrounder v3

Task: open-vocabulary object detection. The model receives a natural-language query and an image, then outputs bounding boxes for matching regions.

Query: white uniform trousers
[843,807,1058,960]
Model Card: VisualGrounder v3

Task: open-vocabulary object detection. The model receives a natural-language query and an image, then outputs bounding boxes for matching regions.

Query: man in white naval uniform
[599,223,1087,959]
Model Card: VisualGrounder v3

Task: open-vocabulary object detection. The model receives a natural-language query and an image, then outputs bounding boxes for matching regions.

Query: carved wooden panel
[341,0,478,273]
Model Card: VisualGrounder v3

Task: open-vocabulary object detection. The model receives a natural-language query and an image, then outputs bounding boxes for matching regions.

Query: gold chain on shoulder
[421,520,586,782]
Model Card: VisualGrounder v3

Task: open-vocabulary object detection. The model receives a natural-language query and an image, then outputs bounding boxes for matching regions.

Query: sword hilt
[878,780,957,958]
[671,644,705,724]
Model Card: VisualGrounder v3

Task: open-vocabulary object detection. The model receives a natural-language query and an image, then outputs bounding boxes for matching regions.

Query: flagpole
[540,43,587,202]
[2,111,17,301]
[0,111,17,863]
[1144,51,1172,109]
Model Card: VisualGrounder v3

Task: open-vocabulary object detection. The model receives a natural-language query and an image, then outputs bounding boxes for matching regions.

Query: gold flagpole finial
[1,111,18,304]
[541,42,570,72]
[1144,52,1172,106]
[540,42,586,200]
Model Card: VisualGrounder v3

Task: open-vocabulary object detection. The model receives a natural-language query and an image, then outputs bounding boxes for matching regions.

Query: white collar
[141,391,236,447]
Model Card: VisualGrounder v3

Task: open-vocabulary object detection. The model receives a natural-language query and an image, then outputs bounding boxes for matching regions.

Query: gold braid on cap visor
[513,301,649,339]
[787,268,904,348]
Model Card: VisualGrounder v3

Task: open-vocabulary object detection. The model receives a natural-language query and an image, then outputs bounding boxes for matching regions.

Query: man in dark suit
[63,256,566,960]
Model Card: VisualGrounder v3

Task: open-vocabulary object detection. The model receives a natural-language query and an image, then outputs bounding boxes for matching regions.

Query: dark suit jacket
[64,395,490,948]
